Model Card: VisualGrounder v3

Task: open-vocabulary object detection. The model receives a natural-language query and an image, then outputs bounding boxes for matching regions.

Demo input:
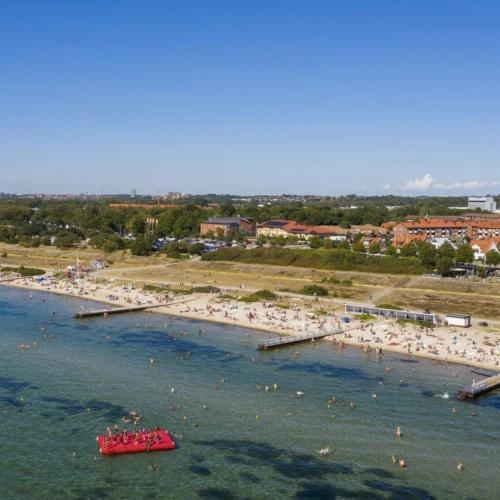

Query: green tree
[218,203,236,217]
[437,241,456,260]
[188,242,205,255]
[323,238,334,249]
[352,232,363,243]
[400,243,417,258]
[485,250,500,267]
[275,234,287,247]
[455,243,474,264]
[336,239,350,250]
[385,245,397,256]
[54,231,81,248]
[130,235,153,256]
[418,241,437,267]
[368,241,381,254]
[225,229,236,243]
[308,235,322,249]
[352,241,365,252]
[436,257,454,276]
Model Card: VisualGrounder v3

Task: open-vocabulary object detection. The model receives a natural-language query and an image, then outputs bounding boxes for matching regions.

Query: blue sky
[1,1,499,196]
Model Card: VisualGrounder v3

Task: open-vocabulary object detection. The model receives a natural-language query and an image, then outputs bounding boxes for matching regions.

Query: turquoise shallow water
[1,286,499,500]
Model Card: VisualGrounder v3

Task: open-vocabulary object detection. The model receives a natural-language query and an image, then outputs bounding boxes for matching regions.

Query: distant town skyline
[1,1,499,196]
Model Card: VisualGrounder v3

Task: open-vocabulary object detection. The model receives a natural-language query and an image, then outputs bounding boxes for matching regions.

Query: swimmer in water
[391,455,396,464]
[399,459,407,469]
[317,446,331,456]
[457,462,463,471]
[396,427,402,437]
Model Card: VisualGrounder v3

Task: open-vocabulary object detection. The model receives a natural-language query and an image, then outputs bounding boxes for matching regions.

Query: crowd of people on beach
[8,273,500,370]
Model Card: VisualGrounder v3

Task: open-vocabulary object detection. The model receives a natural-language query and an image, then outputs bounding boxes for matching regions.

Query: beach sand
[2,273,499,373]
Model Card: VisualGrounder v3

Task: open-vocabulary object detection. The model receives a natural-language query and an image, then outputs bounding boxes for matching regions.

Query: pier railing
[257,328,344,350]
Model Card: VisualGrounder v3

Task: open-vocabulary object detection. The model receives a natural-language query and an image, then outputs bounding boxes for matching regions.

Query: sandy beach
[2,273,499,373]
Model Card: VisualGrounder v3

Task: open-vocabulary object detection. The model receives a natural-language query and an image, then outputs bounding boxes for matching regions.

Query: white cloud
[397,173,498,192]
[398,173,434,190]
[433,180,490,190]
[383,183,391,191]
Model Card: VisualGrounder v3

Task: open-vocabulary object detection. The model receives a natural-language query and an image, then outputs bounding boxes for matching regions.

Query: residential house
[469,238,500,260]
[361,236,386,252]
[350,224,388,236]
[465,221,500,240]
[257,220,297,238]
[460,212,500,221]
[200,217,254,236]
[429,237,458,251]
[392,220,468,240]
[316,226,349,242]
[391,234,427,253]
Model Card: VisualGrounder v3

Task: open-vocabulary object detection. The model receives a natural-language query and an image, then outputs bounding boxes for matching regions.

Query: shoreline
[2,275,499,374]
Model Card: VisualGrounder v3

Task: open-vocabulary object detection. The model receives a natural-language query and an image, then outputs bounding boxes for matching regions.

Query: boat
[96,429,175,455]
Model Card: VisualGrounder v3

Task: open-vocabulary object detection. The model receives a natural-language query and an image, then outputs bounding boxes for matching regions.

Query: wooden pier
[257,328,345,350]
[74,304,164,318]
[458,373,500,399]
[73,297,198,318]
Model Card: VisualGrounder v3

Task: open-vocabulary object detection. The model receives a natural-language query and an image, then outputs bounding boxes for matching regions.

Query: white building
[468,196,497,213]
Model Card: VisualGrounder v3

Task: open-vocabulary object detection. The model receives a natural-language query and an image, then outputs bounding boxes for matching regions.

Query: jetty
[74,304,164,318]
[73,297,198,318]
[257,328,346,350]
[458,372,500,399]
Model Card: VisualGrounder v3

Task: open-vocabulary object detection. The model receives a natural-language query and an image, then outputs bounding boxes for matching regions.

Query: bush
[324,276,353,285]
[376,303,402,311]
[202,247,424,275]
[239,296,259,303]
[353,314,375,321]
[251,290,277,300]
[238,290,277,302]
[2,266,45,277]
[396,319,434,329]
[143,284,169,292]
[191,286,220,293]
[298,285,329,296]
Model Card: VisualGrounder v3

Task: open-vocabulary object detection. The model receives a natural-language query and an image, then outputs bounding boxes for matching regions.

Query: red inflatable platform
[97,429,175,455]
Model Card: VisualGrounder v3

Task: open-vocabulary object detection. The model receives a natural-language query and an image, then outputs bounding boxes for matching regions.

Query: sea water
[0,286,499,499]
